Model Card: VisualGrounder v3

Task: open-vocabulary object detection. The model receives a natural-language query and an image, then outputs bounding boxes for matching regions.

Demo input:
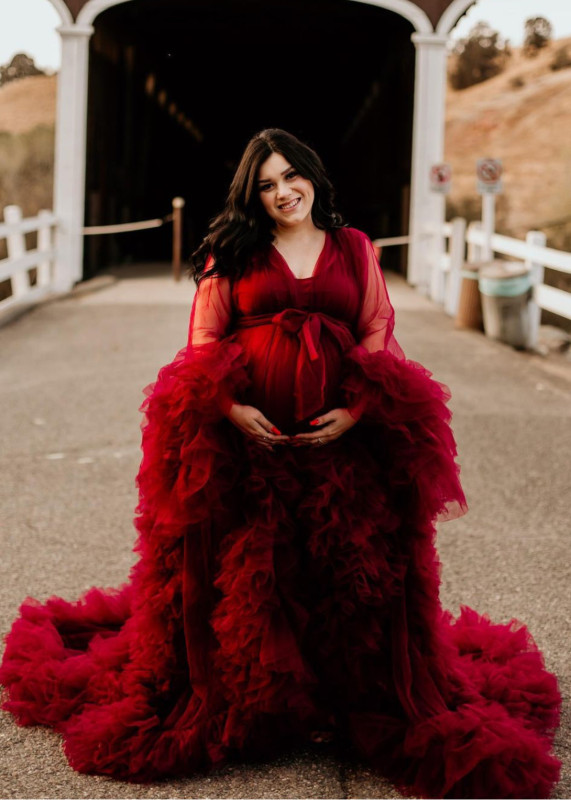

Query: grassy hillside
[445,37,571,255]
[0,74,56,224]
[0,73,56,134]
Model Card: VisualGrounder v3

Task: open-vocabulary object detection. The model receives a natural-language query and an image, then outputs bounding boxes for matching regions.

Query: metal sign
[430,163,452,194]
[477,158,503,194]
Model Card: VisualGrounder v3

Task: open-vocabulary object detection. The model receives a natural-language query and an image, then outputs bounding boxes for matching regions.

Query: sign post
[476,158,502,261]
[427,164,452,303]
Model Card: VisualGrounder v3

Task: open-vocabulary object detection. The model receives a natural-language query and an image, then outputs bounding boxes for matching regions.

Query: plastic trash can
[478,261,532,349]
[455,264,484,331]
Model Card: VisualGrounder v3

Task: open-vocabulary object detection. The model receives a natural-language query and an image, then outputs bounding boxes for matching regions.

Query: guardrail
[0,198,186,321]
[0,206,58,315]
[431,219,571,349]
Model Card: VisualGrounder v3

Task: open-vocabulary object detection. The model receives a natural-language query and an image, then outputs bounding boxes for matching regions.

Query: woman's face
[257,151,315,231]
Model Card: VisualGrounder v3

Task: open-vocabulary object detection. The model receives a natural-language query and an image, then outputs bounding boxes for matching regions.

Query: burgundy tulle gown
[0,227,561,797]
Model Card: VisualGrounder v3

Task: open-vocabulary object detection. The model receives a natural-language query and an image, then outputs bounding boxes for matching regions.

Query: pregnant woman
[0,128,561,798]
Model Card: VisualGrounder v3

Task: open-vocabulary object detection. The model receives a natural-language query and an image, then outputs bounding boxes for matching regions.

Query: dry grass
[0,126,55,265]
[0,127,54,213]
[445,37,571,248]
[0,75,56,263]
[0,73,56,134]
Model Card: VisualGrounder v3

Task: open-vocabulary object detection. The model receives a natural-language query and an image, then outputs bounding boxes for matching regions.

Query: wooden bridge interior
[84,0,415,276]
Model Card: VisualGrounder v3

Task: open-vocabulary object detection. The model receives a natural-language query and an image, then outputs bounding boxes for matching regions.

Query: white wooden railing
[0,205,59,315]
[0,198,183,321]
[431,219,571,349]
[2,205,570,352]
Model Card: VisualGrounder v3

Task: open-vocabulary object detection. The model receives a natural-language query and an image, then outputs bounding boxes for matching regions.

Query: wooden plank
[534,284,571,321]
[0,284,53,313]
[466,228,571,274]
[0,214,58,238]
[0,249,56,283]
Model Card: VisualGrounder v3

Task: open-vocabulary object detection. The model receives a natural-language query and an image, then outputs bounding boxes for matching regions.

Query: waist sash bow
[235,309,355,421]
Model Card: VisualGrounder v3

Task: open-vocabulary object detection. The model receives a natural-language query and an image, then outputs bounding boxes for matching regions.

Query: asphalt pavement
[1,262,569,799]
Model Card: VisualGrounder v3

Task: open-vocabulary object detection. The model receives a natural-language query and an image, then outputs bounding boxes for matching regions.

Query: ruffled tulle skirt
[0,340,561,797]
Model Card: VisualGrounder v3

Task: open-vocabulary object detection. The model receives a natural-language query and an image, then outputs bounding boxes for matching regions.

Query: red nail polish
[271,426,281,435]
[310,420,319,426]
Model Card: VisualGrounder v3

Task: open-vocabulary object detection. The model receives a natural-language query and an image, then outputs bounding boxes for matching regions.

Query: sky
[0,0,61,72]
[450,0,571,45]
[1,0,571,71]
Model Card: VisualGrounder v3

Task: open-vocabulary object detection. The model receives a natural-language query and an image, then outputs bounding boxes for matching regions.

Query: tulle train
[0,339,561,797]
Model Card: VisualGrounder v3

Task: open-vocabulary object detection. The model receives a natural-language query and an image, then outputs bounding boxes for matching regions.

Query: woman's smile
[278,197,301,212]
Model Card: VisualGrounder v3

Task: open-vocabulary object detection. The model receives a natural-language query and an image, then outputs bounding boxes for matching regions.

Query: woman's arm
[345,232,405,420]
[352,231,405,357]
[187,269,237,416]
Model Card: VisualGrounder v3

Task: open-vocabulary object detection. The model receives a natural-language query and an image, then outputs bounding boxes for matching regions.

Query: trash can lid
[478,268,532,297]
[462,259,507,272]
[479,261,530,280]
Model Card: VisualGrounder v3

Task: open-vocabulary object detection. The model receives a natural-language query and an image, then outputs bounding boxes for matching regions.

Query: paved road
[1,263,569,799]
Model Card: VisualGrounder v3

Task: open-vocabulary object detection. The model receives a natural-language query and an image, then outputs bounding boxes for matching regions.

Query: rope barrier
[80,197,186,281]
[82,216,171,235]
[372,235,410,247]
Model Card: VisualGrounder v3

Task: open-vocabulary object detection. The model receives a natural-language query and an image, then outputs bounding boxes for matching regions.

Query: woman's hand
[226,403,291,451]
[292,408,360,447]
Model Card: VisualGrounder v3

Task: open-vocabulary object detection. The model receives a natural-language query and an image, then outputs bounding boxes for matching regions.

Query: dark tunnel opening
[84,0,415,277]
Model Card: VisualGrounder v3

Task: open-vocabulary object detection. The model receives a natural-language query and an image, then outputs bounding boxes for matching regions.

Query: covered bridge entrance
[47,0,477,290]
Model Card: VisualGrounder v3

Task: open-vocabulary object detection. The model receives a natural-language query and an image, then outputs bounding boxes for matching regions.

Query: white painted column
[408,33,449,293]
[53,24,94,292]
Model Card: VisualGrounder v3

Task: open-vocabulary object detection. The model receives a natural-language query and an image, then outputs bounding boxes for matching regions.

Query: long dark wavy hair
[188,128,345,284]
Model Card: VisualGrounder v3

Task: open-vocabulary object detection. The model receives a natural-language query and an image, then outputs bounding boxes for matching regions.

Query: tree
[523,17,553,57]
[449,22,511,91]
[0,53,45,88]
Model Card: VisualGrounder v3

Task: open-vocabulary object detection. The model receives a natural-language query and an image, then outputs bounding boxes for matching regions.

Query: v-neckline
[271,230,329,282]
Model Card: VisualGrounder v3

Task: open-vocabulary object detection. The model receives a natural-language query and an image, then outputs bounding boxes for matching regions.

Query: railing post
[4,205,28,298]
[429,231,446,304]
[172,197,185,281]
[445,216,467,316]
[37,209,53,288]
[526,230,546,350]
[467,221,483,264]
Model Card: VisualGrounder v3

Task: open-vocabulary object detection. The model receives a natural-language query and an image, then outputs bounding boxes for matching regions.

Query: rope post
[172,197,185,281]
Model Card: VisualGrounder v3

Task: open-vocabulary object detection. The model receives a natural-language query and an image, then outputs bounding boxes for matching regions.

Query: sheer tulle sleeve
[343,233,405,420]
[134,258,251,542]
[187,261,240,415]
[352,233,406,359]
[341,229,468,524]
